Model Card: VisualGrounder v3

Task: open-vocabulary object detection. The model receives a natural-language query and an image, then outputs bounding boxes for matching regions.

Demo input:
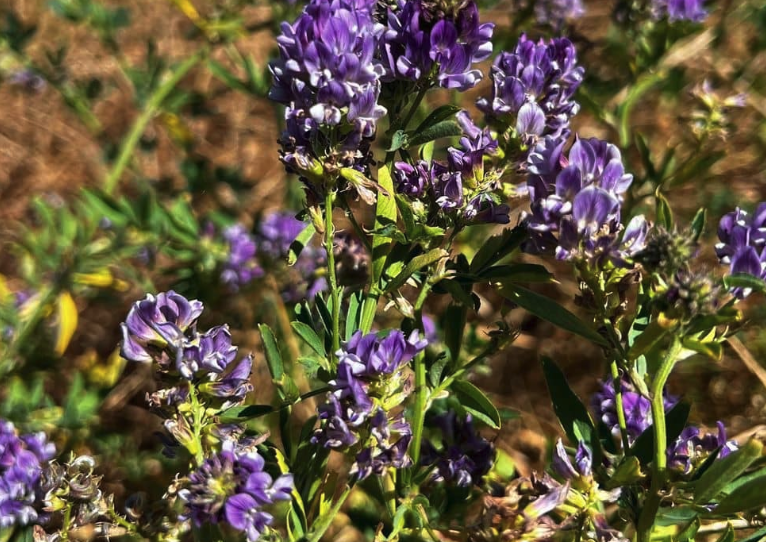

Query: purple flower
[551,438,591,480]
[270,0,386,183]
[652,0,707,22]
[421,413,495,487]
[393,161,430,198]
[477,35,584,147]
[524,136,647,266]
[716,204,766,298]
[120,291,204,363]
[667,422,738,474]
[180,439,293,542]
[592,377,678,446]
[312,329,427,479]
[533,0,585,29]
[221,225,264,290]
[381,0,493,91]
[0,420,55,528]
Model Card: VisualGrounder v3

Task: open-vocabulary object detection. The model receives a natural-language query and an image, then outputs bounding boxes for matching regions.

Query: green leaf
[217,404,275,421]
[412,104,461,134]
[676,517,701,542]
[682,337,723,361]
[345,291,363,341]
[288,222,316,266]
[635,133,656,181]
[407,120,462,148]
[385,248,447,292]
[542,357,602,463]
[629,401,690,466]
[723,273,766,295]
[443,303,467,370]
[452,380,501,429]
[627,320,668,361]
[483,263,554,283]
[258,324,284,381]
[291,321,327,357]
[738,525,766,542]
[690,208,706,243]
[469,226,527,274]
[500,285,608,346]
[387,130,409,152]
[693,438,763,505]
[371,165,397,284]
[656,189,673,230]
[207,58,249,93]
[713,524,734,542]
[709,468,766,515]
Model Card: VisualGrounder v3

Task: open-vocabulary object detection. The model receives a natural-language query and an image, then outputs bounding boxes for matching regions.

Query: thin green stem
[409,281,433,470]
[636,337,682,542]
[610,360,632,453]
[307,486,352,542]
[324,192,341,358]
[104,50,204,193]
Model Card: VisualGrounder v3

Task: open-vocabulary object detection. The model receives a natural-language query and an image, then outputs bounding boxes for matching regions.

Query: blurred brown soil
[0,0,765,490]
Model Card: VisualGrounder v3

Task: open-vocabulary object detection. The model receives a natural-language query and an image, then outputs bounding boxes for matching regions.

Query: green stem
[610,360,632,453]
[324,192,341,358]
[104,50,204,193]
[307,486,352,542]
[636,337,682,542]
[187,384,206,466]
[409,281,433,470]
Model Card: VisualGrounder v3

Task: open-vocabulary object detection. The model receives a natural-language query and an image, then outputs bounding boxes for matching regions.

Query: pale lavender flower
[221,225,263,291]
[551,438,591,479]
[534,0,585,29]
[652,0,707,22]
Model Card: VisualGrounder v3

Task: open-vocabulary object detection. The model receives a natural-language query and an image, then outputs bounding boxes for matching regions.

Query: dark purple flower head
[592,377,678,446]
[668,422,738,475]
[394,161,430,198]
[221,225,263,291]
[652,0,707,22]
[524,136,646,267]
[257,212,306,261]
[180,439,293,542]
[120,291,204,364]
[716,204,766,298]
[382,0,493,91]
[0,419,55,528]
[477,35,583,146]
[313,329,427,479]
[421,412,495,487]
[270,0,387,183]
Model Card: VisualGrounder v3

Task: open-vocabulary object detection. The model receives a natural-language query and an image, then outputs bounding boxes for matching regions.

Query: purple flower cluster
[477,35,584,149]
[179,439,293,542]
[533,0,585,29]
[592,377,678,445]
[392,111,509,226]
[121,292,253,409]
[421,413,495,487]
[269,0,386,183]
[667,422,737,474]
[652,0,707,22]
[312,329,428,479]
[0,419,55,528]
[524,136,649,267]
[221,225,263,291]
[382,0,494,91]
[716,204,766,298]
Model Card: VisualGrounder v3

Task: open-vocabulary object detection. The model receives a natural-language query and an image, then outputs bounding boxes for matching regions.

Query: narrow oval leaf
[291,321,327,357]
[258,324,284,381]
[384,248,447,293]
[412,104,461,134]
[55,291,78,356]
[407,120,462,148]
[452,380,501,429]
[217,404,275,421]
[693,438,763,505]
[470,226,527,273]
[710,469,766,515]
[371,165,397,284]
[500,285,608,346]
[542,357,602,464]
[288,222,316,266]
[627,320,668,361]
[723,273,766,295]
